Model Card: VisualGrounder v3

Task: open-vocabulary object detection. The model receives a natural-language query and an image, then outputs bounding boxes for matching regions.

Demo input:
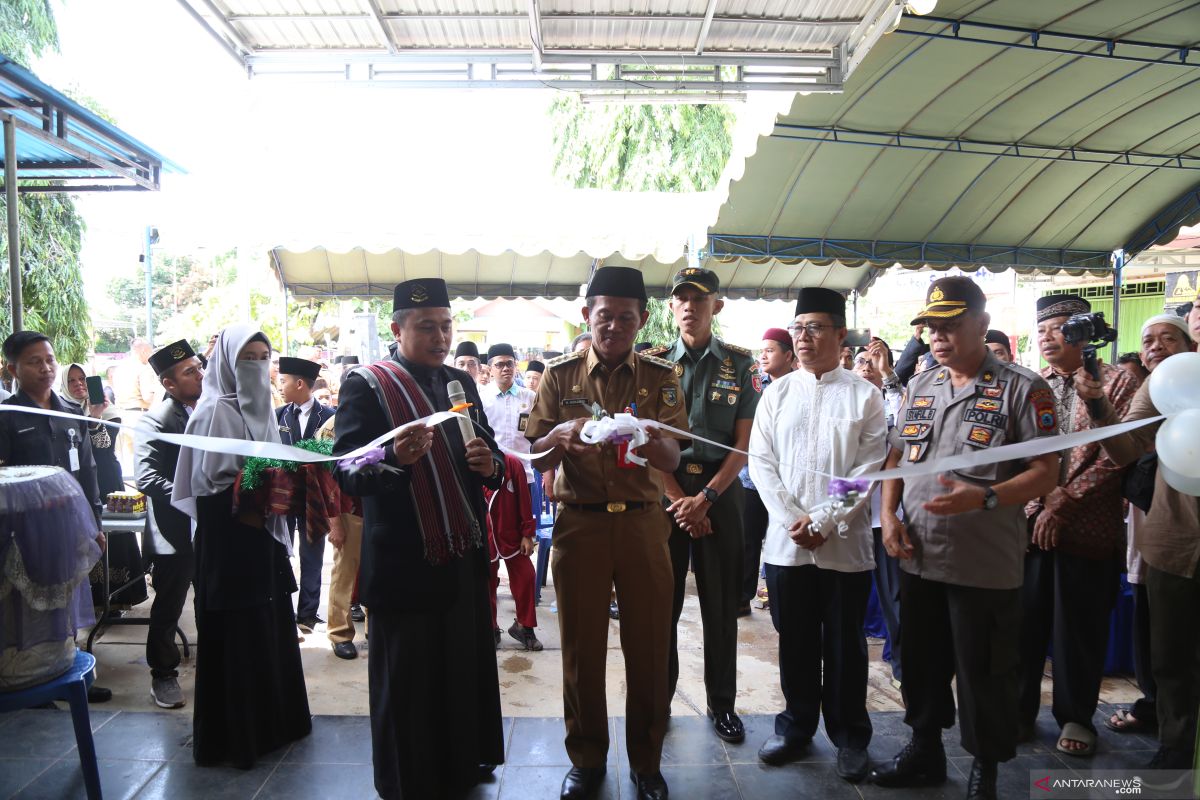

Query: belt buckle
[685,463,703,474]
[606,502,626,513]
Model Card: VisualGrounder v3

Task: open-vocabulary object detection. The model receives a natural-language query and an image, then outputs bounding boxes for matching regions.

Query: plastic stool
[0,649,102,799]
[534,532,553,604]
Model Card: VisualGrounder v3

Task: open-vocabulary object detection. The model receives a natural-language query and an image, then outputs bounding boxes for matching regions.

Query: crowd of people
[0,264,1198,800]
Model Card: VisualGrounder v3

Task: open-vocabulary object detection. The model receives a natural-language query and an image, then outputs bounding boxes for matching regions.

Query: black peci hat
[393,278,450,312]
[148,339,197,377]
[525,360,545,373]
[278,357,321,382]
[1036,294,1090,323]
[793,288,846,319]
[586,266,648,302]
[487,343,516,362]
[454,341,480,360]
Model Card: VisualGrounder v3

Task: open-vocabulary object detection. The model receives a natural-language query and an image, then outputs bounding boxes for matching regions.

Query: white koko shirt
[480,382,537,483]
[748,366,888,573]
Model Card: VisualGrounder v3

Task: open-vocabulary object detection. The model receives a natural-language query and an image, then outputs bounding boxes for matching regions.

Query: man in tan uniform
[527,266,689,800]
[871,277,1060,800]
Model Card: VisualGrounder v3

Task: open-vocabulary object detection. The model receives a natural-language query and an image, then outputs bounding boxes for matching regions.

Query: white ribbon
[2,404,1164,484]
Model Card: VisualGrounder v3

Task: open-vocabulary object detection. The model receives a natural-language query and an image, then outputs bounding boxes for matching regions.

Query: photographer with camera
[1016,295,1141,758]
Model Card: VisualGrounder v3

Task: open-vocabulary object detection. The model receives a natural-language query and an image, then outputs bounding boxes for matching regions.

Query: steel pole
[1111,250,1124,362]
[144,226,154,342]
[4,117,22,332]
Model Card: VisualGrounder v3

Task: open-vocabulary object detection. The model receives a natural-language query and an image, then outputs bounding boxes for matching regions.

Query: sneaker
[508,620,544,651]
[151,677,185,709]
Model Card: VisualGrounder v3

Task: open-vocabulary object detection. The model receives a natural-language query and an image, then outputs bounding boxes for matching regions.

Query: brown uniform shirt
[525,346,690,504]
[888,351,1059,590]
[1091,380,1200,579]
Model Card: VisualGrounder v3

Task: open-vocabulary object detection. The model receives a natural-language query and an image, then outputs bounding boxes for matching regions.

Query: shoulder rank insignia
[637,352,676,370]
[722,341,752,357]
[547,351,584,368]
[640,346,670,358]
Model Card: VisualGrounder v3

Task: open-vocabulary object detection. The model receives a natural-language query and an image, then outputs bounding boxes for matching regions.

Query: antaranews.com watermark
[1030,770,1197,799]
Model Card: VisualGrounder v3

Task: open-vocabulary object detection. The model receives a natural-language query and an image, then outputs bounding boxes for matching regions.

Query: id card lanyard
[66,426,81,472]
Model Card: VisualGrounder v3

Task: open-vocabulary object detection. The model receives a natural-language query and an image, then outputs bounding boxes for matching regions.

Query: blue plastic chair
[0,649,102,799]
[531,471,556,604]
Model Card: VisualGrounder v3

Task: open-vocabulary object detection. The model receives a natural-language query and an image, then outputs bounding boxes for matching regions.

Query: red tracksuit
[486,453,538,630]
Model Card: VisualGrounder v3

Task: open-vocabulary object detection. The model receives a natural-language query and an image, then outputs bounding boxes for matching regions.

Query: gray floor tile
[724,713,837,764]
[13,757,164,800]
[0,708,118,760]
[133,760,277,800]
[506,717,617,767]
[281,715,372,765]
[92,710,193,761]
[648,715,729,766]
[256,762,377,799]
[0,758,55,797]
[731,762,863,799]
[654,764,740,799]
[497,766,618,800]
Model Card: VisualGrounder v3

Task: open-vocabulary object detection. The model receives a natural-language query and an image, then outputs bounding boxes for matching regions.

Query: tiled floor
[0,703,1162,799]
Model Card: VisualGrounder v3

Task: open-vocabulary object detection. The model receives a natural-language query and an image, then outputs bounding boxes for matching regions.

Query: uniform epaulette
[640,345,670,358]
[637,352,675,370]
[547,350,584,368]
[721,341,752,357]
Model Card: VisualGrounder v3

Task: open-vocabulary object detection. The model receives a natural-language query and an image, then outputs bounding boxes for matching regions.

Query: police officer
[526,266,689,800]
[655,266,758,743]
[870,277,1061,800]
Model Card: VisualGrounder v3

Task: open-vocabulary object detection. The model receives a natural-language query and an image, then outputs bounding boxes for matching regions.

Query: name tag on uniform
[68,444,80,472]
[562,398,591,407]
[518,412,529,432]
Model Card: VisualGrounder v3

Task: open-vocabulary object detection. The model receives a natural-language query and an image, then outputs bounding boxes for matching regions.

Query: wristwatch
[700,486,719,505]
[982,486,999,511]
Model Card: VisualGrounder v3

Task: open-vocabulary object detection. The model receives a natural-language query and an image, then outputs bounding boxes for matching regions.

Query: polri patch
[964,408,1008,428]
[1030,388,1057,431]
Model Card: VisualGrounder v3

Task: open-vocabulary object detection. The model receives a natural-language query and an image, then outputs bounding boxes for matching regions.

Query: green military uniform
[885,278,1059,769]
[526,341,690,775]
[658,335,759,717]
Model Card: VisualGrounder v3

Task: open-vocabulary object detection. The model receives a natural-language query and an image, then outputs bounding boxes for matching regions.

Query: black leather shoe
[494,627,502,650]
[478,764,497,779]
[296,616,324,634]
[332,641,358,660]
[757,734,810,766]
[86,685,112,703]
[836,747,870,783]
[349,603,365,622]
[707,709,745,743]
[630,770,668,800]
[869,738,947,787]
[560,766,605,799]
[965,758,997,800]
[608,601,620,620]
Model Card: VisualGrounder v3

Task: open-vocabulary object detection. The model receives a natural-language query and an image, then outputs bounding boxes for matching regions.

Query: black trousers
[1017,547,1121,733]
[899,570,1020,763]
[872,527,903,682]
[1130,581,1157,725]
[765,563,872,749]
[667,471,744,714]
[1145,564,1200,752]
[146,552,193,680]
[740,487,769,606]
[292,519,326,621]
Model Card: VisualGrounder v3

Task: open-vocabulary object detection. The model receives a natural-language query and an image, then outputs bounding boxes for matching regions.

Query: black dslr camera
[1061,311,1118,416]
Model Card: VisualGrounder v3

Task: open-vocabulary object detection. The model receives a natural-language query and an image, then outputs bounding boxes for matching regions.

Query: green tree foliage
[549,95,732,347]
[0,1,93,363]
[549,96,734,192]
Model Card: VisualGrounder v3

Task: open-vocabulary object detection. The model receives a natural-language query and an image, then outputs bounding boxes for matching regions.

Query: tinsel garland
[239,438,335,491]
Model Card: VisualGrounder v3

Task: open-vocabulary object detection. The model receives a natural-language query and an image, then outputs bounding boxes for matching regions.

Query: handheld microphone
[446,380,476,448]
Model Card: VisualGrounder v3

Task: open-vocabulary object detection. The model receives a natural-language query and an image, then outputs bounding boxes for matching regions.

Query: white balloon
[1148,351,1200,415]
[1161,463,1200,497]
[1155,408,1200,480]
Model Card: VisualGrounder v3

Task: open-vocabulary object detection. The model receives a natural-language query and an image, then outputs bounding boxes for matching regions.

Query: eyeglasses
[787,322,835,339]
[491,360,516,370]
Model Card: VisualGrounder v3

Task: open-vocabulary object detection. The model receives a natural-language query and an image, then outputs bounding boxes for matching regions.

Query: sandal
[1104,707,1150,734]
[1056,722,1096,757]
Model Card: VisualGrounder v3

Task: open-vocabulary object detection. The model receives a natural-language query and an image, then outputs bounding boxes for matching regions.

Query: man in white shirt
[748,288,888,783]
[480,343,537,485]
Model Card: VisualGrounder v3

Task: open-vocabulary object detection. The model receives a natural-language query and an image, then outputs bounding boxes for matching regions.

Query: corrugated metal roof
[0,56,179,190]
[181,0,892,91]
[707,0,1200,280]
